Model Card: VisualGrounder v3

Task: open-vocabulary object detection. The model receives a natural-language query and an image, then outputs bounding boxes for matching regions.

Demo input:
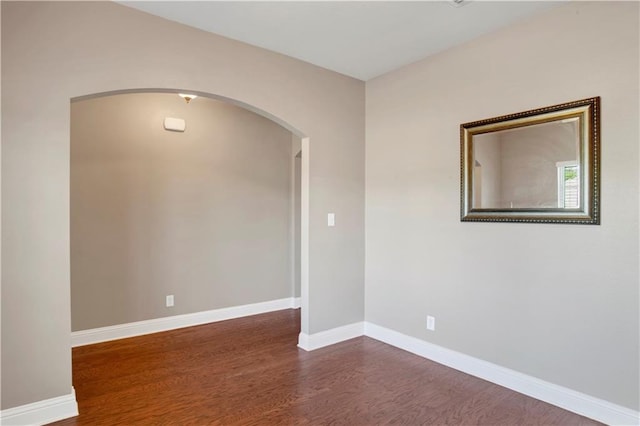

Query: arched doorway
[71,89,309,344]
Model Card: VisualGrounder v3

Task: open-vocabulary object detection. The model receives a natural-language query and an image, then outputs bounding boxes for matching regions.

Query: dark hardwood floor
[50,309,600,425]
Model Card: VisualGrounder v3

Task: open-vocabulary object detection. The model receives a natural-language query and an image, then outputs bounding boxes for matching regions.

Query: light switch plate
[328,213,335,227]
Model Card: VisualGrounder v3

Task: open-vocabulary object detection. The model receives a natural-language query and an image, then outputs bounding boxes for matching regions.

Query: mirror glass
[461,97,600,224]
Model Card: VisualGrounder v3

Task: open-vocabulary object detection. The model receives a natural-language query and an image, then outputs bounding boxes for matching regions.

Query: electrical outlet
[166,295,174,307]
[426,315,435,331]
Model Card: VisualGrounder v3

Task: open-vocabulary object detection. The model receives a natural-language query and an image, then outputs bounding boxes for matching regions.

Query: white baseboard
[68,306,640,425]
[72,297,299,347]
[292,297,301,309]
[298,322,364,351]
[0,387,78,426]
[364,322,640,426]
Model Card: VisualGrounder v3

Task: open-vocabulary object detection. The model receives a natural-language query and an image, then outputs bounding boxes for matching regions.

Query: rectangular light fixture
[163,117,186,132]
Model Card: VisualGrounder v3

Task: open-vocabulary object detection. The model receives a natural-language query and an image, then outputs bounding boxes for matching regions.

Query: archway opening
[70,89,309,342]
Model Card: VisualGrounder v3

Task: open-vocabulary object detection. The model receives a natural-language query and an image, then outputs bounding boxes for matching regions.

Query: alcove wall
[71,93,296,331]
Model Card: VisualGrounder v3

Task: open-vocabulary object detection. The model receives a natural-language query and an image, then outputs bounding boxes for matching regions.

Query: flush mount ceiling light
[178,93,198,104]
[164,117,186,132]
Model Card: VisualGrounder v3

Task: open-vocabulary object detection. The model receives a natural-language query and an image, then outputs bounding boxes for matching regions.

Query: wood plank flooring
[50,309,601,425]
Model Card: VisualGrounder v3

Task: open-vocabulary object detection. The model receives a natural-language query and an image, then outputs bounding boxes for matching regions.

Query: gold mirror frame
[460,97,600,224]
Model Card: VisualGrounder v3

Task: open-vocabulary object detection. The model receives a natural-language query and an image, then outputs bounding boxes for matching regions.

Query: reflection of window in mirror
[557,161,580,208]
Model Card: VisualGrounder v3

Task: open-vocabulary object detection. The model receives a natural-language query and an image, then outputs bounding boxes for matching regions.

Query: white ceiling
[120,1,563,81]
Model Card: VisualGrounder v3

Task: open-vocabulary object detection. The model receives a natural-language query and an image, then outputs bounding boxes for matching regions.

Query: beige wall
[1,1,364,410]
[366,1,639,411]
[71,93,294,331]
[0,2,3,410]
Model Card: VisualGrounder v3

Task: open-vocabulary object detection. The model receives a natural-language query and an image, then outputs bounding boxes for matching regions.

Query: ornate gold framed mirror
[460,97,600,224]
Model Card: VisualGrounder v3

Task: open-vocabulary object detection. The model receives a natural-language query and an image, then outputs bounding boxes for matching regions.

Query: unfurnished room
[1,1,639,425]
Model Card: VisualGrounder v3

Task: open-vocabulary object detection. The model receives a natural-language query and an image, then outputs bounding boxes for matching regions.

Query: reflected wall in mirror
[460,97,600,224]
